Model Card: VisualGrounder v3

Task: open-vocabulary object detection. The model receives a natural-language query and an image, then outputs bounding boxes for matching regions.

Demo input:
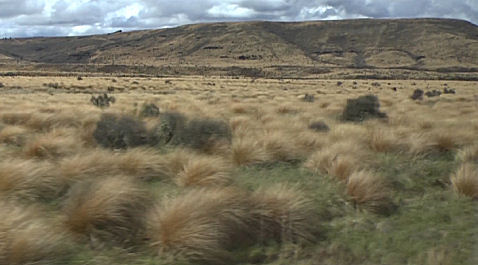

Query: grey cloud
[1,0,477,38]
[0,0,44,18]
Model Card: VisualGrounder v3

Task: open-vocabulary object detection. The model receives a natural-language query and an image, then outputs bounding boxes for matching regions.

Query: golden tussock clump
[346,170,391,213]
[365,127,404,153]
[456,144,478,163]
[260,132,304,162]
[175,156,232,187]
[450,163,478,199]
[0,111,33,126]
[0,201,72,265]
[23,129,83,159]
[147,188,253,264]
[0,125,28,146]
[62,176,151,245]
[304,141,363,181]
[231,138,269,166]
[0,159,65,201]
[293,131,327,155]
[59,148,167,181]
[158,149,202,179]
[250,184,318,244]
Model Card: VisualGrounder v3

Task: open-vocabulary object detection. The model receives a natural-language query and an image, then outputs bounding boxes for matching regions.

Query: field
[0,75,477,265]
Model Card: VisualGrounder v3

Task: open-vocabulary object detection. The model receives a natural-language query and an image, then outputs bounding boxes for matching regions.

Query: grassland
[0,75,477,265]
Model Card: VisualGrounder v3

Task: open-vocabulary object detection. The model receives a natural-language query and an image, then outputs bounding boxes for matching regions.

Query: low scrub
[93,114,149,149]
[342,95,387,122]
[150,112,231,152]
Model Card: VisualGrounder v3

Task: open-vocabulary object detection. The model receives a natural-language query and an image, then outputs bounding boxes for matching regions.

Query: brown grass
[0,125,28,146]
[0,159,65,201]
[62,176,151,244]
[250,184,318,243]
[0,201,72,265]
[23,129,83,159]
[175,156,232,187]
[346,170,391,213]
[59,148,167,181]
[147,188,253,263]
[304,141,363,181]
[450,163,478,199]
[231,138,269,166]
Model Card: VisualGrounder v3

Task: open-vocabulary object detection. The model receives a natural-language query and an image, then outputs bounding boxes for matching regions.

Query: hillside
[1,18,478,76]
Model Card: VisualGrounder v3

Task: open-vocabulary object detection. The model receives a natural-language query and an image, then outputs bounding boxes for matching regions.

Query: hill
[1,18,478,77]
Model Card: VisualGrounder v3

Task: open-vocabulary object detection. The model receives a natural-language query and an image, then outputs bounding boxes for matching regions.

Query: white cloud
[0,0,477,37]
[208,3,256,18]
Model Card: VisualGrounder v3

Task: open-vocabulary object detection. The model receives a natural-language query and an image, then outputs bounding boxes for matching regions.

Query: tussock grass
[346,170,392,213]
[0,159,65,201]
[450,163,478,199]
[250,184,318,244]
[0,125,28,146]
[0,76,477,264]
[260,132,304,162]
[63,176,151,245]
[304,141,364,181]
[231,138,269,166]
[456,144,478,163]
[0,201,72,265]
[59,148,166,181]
[147,188,253,263]
[175,156,232,187]
[23,129,83,159]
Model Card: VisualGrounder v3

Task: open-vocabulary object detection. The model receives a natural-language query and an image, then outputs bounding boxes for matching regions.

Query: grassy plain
[0,75,477,264]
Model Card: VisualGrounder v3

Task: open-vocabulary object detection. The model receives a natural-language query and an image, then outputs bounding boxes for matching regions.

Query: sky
[1,0,477,38]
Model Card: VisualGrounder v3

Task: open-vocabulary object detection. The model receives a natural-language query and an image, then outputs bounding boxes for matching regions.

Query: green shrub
[149,112,187,147]
[150,112,231,151]
[93,114,148,149]
[140,103,160,117]
[179,118,231,150]
[342,94,387,122]
[309,121,330,132]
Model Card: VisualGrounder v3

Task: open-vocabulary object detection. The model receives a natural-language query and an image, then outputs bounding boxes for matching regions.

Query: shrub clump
[150,112,231,151]
[411,89,424,100]
[308,121,330,132]
[342,94,387,122]
[93,114,149,149]
[140,103,160,117]
[149,112,187,147]
[90,94,116,108]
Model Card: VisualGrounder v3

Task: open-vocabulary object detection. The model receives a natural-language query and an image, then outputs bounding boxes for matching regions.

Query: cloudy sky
[1,0,477,38]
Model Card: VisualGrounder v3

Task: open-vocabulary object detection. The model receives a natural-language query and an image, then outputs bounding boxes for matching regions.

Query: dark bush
[302,94,315,103]
[91,94,116,108]
[410,89,424,100]
[425,90,442,98]
[149,112,231,150]
[179,118,232,150]
[140,103,160,117]
[77,76,83,81]
[443,88,456,94]
[0,82,4,88]
[308,121,330,132]
[149,112,187,146]
[342,95,387,122]
[93,114,148,149]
